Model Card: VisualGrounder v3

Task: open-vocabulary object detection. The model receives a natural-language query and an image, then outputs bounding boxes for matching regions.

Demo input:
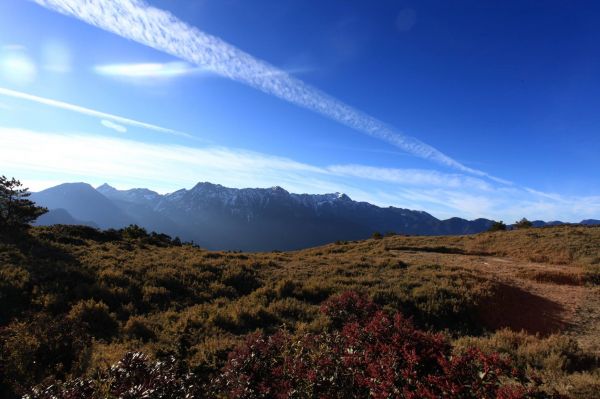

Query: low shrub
[455,329,593,374]
[519,270,584,286]
[371,231,383,239]
[584,265,600,285]
[67,299,118,340]
[27,292,562,399]
[123,316,156,342]
[0,315,90,397]
[455,329,599,397]
[212,292,562,398]
[25,352,203,399]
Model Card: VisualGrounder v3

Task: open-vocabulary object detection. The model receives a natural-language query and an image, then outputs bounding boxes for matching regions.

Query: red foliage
[214,292,564,399]
[25,292,564,398]
[320,290,378,328]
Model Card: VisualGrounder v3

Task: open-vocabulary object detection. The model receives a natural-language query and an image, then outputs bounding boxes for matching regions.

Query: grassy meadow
[1,224,599,397]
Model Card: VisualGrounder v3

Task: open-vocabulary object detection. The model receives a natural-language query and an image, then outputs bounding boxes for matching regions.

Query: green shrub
[454,329,599,397]
[371,231,383,239]
[0,315,90,397]
[488,220,507,232]
[220,265,262,295]
[67,299,118,340]
[123,316,156,342]
[515,218,533,229]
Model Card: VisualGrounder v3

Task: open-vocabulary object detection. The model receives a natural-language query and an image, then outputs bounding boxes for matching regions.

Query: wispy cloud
[94,62,310,83]
[1,127,598,222]
[101,119,127,133]
[0,86,193,139]
[30,0,503,181]
[94,61,203,80]
[0,127,332,195]
[328,164,492,191]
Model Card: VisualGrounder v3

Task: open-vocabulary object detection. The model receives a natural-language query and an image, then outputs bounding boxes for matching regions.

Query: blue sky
[0,0,599,222]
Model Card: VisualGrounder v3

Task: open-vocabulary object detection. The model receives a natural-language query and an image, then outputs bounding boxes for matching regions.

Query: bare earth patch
[385,246,599,355]
[469,258,585,334]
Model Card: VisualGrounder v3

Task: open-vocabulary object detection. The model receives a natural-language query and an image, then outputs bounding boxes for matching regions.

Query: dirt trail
[466,257,599,354]
[388,247,599,353]
[568,285,600,355]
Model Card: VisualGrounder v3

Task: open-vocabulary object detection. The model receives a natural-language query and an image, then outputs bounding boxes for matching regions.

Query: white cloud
[94,61,204,82]
[93,62,311,84]
[30,0,504,181]
[101,119,127,133]
[0,86,193,139]
[0,127,331,195]
[1,126,599,222]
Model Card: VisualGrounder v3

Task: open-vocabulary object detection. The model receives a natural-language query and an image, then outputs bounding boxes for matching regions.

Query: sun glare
[0,49,36,85]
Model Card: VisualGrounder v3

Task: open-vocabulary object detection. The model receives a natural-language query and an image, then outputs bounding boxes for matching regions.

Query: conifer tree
[514,217,533,229]
[0,175,47,231]
[488,220,507,232]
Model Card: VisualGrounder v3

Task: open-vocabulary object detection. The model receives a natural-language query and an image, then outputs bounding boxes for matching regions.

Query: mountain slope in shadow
[31,181,589,251]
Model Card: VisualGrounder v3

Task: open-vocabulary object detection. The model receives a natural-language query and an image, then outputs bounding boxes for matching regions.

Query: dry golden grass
[518,269,586,286]
[455,329,600,398]
[1,224,599,397]
[343,225,600,266]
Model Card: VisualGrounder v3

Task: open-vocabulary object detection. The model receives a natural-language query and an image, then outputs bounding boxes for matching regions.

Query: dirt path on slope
[462,257,598,354]
[568,285,600,355]
[386,247,598,351]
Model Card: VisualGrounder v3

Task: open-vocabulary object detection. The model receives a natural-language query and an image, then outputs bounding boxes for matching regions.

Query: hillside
[1,225,599,397]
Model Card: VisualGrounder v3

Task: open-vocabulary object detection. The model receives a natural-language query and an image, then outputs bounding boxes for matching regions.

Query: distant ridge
[35,208,98,229]
[30,181,597,251]
[581,219,600,226]
[30,183,135,229]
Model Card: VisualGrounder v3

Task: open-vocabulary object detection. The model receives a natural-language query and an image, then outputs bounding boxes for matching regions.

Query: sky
[0,0,599,222]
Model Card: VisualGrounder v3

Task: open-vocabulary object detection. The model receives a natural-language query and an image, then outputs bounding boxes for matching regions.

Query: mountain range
[30,182,600,251]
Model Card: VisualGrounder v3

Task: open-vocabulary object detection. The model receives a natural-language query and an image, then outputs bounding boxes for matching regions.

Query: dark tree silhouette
[515,218,533,229]
[488,220,507,232]
[371,231,383,239]
[0,176,47,231]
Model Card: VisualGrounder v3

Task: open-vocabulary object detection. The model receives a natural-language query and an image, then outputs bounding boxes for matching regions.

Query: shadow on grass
[0,228,96,323]
[478,282,568,336]
[385,245,495,257]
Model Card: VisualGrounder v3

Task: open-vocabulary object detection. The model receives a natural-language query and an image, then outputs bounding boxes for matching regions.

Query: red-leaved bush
[211,291,562,399]
[26,292,564,398]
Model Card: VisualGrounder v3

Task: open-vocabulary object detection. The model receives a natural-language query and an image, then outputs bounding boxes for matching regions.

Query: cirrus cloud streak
[31,0,505,182]
[0,86,193,139]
